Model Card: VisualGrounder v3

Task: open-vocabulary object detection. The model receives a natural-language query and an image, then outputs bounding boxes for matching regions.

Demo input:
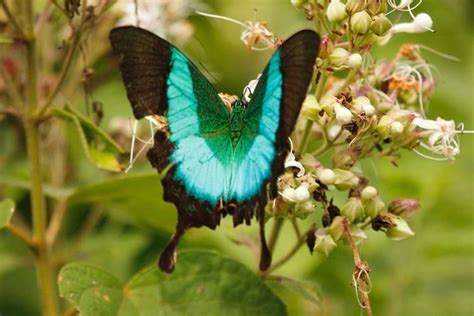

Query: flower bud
[294,200,315,219]
[318,35,334,59]
[300,153,322,172]
[360,186,377,200]
[315,229,338,256]
[341,197,364,222]
[301,95,322,121]
[293,184,310,203]
[327,123,342,141]
[328,216,345,241]
[376,115,392,139]
[345,225,368,245]
[388,109,415,124]
[281,187,297,202]
[326,0,348,23]
[375,101,392,113]
[388,198,420,219]
[335,104,353,124]
[317,168,336,185]
[290,0,308,9]
[347,53,363,69]
[371,14,392,36]
[345,0,366,15]
[333,169,359,190]
[390,121,404,136]
[399,89,418,105]
[367,0,387,15]
[364,196,385,217]
[298,175,318,193]
[329,47,349,67]
[350,11,372,34]
[271,196,291,217]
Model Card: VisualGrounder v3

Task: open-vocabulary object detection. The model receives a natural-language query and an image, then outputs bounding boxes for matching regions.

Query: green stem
[267,217,284,253]
[24,2,59,315]
[265,226,314,275]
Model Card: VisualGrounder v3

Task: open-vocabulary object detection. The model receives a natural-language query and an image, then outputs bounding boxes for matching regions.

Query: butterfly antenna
[198,61,231,93]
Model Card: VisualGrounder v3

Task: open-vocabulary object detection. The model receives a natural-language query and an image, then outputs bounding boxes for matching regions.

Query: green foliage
[68,173,175,230]
[53,105,124,172]
[59,251,286,316]
[0,199,15,229]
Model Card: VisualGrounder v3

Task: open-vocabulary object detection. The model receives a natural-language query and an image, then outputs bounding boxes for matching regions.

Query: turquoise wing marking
[229,52,283,202]
[168,49,283,204]
[166,48,233,204]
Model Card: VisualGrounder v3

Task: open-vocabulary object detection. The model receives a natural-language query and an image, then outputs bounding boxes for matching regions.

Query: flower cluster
[266,0,471,257]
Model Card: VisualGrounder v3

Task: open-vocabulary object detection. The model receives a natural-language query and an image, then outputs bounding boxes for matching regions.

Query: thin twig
[265,225,315,275]
[342,217,374,316]
[7,224,35,248]
[0,64,25,108]
[0,0,26,38]
[267,217,284,253]
[38,34,81,116]
[46,199,68,246]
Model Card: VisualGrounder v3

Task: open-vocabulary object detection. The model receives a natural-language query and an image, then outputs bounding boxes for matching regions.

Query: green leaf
[0,199,15,229]
[52,105,124,172]
[59,251,287,316]
[267,275,321,304]
[68,173,175,230]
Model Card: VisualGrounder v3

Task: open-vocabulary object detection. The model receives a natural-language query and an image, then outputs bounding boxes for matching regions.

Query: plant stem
[0,0,26,38]
[7,224,34,248]
[342,217,373,316]
[264,225,314,275]
[24,1,59,315]
[267,217,284,253]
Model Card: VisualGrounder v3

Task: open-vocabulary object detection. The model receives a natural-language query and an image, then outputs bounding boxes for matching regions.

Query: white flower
[327,123,342,141]
[294,184,310,202]
[284,138,305,177]
[391,13,433,34]
[413,117,461,160]
[347,53,362,69]
[280,184,310,203]
[335,105,353,124]
[116,0,198,42]
[318,168,336,185]
[242,74,261,104]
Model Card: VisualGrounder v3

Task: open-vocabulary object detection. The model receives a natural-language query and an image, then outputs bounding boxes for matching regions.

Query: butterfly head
[218,93,249,113]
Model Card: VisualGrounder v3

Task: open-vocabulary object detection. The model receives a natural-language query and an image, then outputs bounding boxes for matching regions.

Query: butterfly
[109,26,320,273]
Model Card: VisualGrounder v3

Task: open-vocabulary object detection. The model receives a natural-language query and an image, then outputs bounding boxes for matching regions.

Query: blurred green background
[0,0,473,315]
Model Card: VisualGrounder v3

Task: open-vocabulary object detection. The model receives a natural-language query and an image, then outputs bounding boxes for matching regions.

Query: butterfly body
[110,26,320,272]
